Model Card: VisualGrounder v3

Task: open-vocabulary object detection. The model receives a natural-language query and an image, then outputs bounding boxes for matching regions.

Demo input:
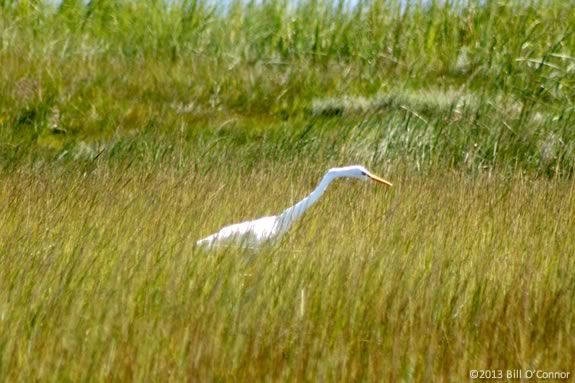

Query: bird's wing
[196,216,279,248]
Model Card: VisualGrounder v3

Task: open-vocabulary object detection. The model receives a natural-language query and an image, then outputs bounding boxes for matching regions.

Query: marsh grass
[1,0,574,174]
[0,160,574,381]
[1,0,575,381]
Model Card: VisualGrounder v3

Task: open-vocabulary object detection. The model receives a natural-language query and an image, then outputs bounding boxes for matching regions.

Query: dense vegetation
[0,0,574,381]
[1,0,574,174]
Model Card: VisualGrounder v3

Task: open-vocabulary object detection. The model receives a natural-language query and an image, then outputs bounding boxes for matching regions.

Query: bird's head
[327,165,393,186]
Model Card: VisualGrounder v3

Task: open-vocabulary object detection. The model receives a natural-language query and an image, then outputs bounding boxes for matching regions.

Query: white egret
[195,165,392,248]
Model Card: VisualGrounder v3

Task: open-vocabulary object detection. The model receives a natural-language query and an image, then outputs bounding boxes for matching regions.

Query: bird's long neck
[277,172,336,233]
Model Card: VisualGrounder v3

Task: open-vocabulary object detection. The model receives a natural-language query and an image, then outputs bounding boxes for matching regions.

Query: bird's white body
[195,215,280,248]
[195,165,392,249]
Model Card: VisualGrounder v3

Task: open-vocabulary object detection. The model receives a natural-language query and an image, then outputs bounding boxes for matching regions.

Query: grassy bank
[1,0,574,174]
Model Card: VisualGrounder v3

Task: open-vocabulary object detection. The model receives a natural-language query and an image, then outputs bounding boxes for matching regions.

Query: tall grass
[1,0,574,173]
[0,160,574,381]
[1,0,575,381]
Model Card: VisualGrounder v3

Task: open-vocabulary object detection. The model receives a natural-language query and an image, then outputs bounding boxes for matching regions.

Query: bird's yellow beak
[368,173,393,187]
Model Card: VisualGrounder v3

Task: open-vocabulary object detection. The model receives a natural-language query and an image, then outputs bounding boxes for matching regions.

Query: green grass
[1,0,574,173]
[1,0,575,381]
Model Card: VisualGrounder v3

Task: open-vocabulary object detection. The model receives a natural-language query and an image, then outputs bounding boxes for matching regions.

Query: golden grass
[0,162,573,381]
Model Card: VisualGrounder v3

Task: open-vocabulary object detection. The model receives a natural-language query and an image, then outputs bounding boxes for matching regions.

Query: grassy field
[1,163,574,381]
[1,0,575,381]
